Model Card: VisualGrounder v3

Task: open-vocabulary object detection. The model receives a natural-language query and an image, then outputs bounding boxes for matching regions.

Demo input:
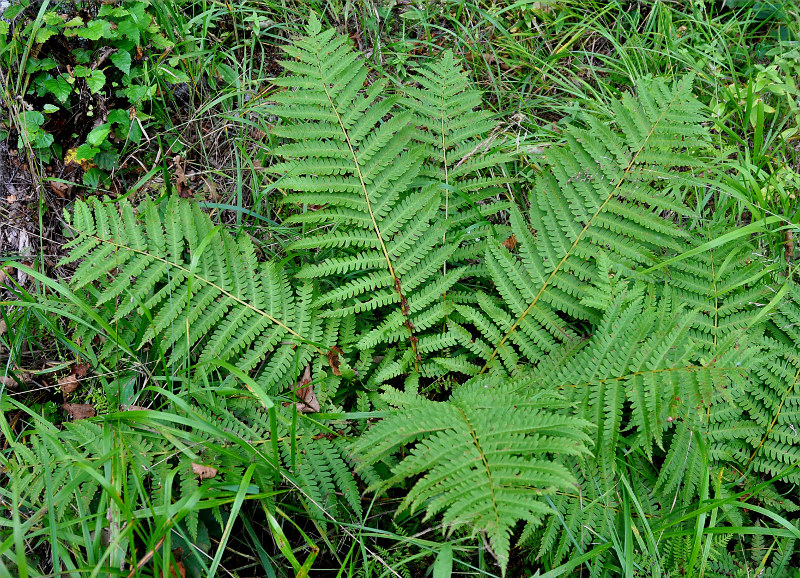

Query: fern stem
[457,406,503,535]
[555,364,740,391]
[440,78,450,279]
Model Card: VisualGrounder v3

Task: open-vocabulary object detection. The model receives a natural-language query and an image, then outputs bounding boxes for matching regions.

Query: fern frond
[270,15,431,361]
[352,374,592,574]
[666,219,772,351]
[474,76,711,372]
[735,284,800,484]
[60,195,320,393]
[270,28,516,374]
[403,49,511,257]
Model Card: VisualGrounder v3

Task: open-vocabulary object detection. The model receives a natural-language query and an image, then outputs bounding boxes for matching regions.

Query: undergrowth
[3,1,800,577]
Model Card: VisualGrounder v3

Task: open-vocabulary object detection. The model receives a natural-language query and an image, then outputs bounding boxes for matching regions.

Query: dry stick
[313,36,420,369]
[479,85,685,374]
[0,141,17,197]
[126,535,166,578]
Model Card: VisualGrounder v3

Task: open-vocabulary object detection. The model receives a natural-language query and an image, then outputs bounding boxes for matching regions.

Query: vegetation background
[3,0,800,576]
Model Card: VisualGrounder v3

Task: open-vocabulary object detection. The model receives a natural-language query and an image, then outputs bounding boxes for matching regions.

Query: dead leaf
[59,374,79,394]
[0,375,18,389]
[201,176,218,201]
[6,194,17,202]
[299,364,312,385]
[63,403,96,420]
[0,266,13,286]
[327,346,343,376]
[173,155,190,198]
[121,405,150,412]
[73,363,90,378]
[502,234,518,252]
[64,147,93,171]
[295,365,320,413]
[49,180,72,198]
[0,320,6,335]
[170,549,186,578]
[16,263,32,288]
[59,362,91,394]
[191,463,218,479]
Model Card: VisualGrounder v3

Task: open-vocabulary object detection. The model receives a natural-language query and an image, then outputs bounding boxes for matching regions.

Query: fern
[269,15,433,362]
[456,76,710,374]
[1,418,186,573]
[736,283,800,484]
[402,49,512,261]
[59,195,318,393]
[183,387,364,525]
[666,217,772,351]
[352,374,592,572]
[48,21,800,577]
[269,17,510,378]
[547,286,740,459]
[349,74,784,574]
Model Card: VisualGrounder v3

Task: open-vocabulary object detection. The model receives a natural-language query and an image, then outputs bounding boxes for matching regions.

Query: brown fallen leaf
[63,403,96,420]
[121,405,150,412]
[48,180,71,198]
[73,363,90,378]
[502,234,518,252]
[327,346,343,376]
[0,375,19,389]
[0,266,12,285]
[0,319,6,335]
[173,155,191,198]
[191,463,218,479]
[201,176,219,201]
[295,364,320,413]
[59,374,79,394]
[59,362,91,394]
[170,549,186,578]
[6,194,17,202]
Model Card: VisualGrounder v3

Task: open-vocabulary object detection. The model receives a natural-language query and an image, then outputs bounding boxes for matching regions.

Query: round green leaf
[43,76,72,103]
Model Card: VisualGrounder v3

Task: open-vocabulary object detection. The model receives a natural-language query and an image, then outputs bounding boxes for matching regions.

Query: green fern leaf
[352,374,592,574]
[59,195,319,394]
[473,76,711,372]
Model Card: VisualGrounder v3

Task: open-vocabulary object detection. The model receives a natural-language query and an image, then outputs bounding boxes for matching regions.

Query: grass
[2,0,800,576]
